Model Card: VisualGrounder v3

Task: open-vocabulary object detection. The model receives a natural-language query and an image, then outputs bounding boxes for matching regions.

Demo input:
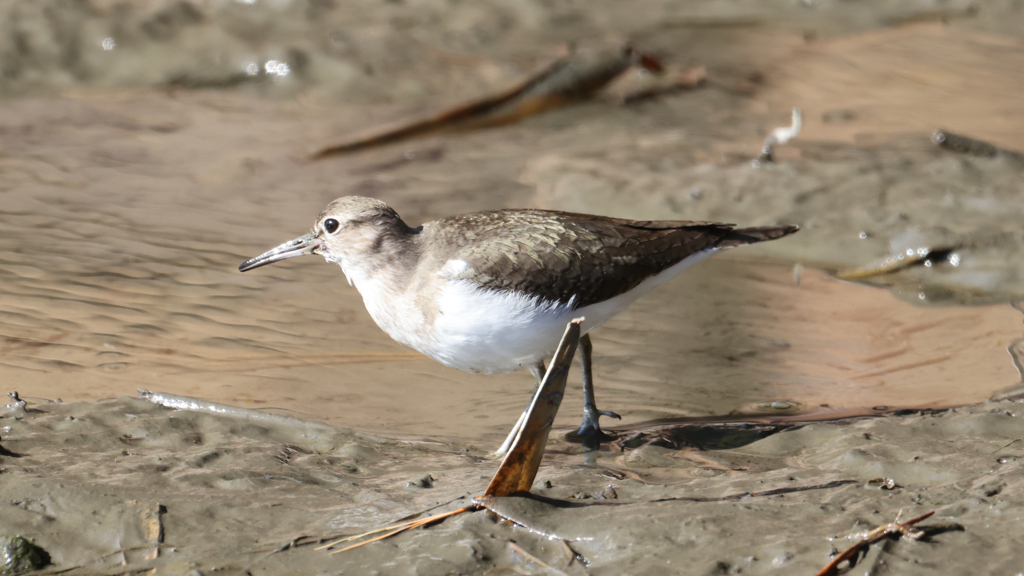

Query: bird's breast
[424,280,578,373]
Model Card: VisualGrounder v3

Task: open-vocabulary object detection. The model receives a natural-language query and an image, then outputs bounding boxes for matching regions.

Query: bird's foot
[570,408,621,450]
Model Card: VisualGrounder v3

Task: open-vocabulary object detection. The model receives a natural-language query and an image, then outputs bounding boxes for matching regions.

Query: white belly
[421,248,720,373]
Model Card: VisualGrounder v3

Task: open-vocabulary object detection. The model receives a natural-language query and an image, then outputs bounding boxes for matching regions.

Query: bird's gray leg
[492,360,546,457]
[575,333,620,449]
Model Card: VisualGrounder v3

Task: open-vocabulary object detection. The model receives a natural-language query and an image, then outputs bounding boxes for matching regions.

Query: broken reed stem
[814,510,935,576]
[314,517,437,551]
[315,514,443,551]
[322,506,477,555]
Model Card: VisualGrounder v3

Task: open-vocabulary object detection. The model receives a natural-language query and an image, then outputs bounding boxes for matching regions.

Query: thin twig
[314,524,412,551]
[325,506,476,554]
[992,437,1023,453]
[302,494,473,552]
[815,510,934,576]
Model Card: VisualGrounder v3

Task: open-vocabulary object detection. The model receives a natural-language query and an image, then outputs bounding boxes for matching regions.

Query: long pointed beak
[239,233,321,272]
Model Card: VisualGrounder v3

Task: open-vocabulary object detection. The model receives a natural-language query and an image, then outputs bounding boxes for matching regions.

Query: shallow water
[1,0,1023,439]
[4,151,1021,442]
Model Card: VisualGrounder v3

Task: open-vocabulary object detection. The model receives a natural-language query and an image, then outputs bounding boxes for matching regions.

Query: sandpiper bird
[239,196,798,449]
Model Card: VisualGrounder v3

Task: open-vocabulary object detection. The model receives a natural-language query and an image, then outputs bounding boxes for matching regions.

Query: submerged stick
[815,510,934,576]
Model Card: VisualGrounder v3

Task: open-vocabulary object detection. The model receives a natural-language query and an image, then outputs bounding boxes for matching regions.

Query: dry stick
[814,510,934,576]
[307,59,568,157]
[309,47,659,159]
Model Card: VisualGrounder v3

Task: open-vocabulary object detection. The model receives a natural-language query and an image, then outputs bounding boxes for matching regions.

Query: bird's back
[423,209,797,309]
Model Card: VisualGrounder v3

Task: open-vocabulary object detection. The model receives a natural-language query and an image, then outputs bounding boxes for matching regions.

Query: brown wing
[428,209,797,308]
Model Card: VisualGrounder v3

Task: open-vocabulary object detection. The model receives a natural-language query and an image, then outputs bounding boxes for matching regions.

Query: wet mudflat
[3,0,1024,573]
[3,396,1023,575]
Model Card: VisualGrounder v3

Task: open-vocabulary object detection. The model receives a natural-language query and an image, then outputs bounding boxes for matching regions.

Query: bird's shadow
[612,420,793,451]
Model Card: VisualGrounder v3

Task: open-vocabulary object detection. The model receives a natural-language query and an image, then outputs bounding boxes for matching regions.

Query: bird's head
[238,196,410,275]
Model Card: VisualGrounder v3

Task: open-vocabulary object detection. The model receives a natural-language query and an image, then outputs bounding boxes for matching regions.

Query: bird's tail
[718,224,800,248]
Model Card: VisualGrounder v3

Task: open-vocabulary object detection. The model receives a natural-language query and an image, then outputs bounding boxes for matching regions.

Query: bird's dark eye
[324,218,340,234]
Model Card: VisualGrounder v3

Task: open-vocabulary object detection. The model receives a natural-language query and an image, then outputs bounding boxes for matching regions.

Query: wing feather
[424,209,795,308]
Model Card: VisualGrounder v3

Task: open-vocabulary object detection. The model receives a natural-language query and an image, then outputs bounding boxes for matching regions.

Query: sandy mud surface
[3,395,1024,574]
[2,0,1024,573]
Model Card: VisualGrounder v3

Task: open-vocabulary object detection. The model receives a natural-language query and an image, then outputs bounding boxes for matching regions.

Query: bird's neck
[337,225,440,351]
[340,228,421,291]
